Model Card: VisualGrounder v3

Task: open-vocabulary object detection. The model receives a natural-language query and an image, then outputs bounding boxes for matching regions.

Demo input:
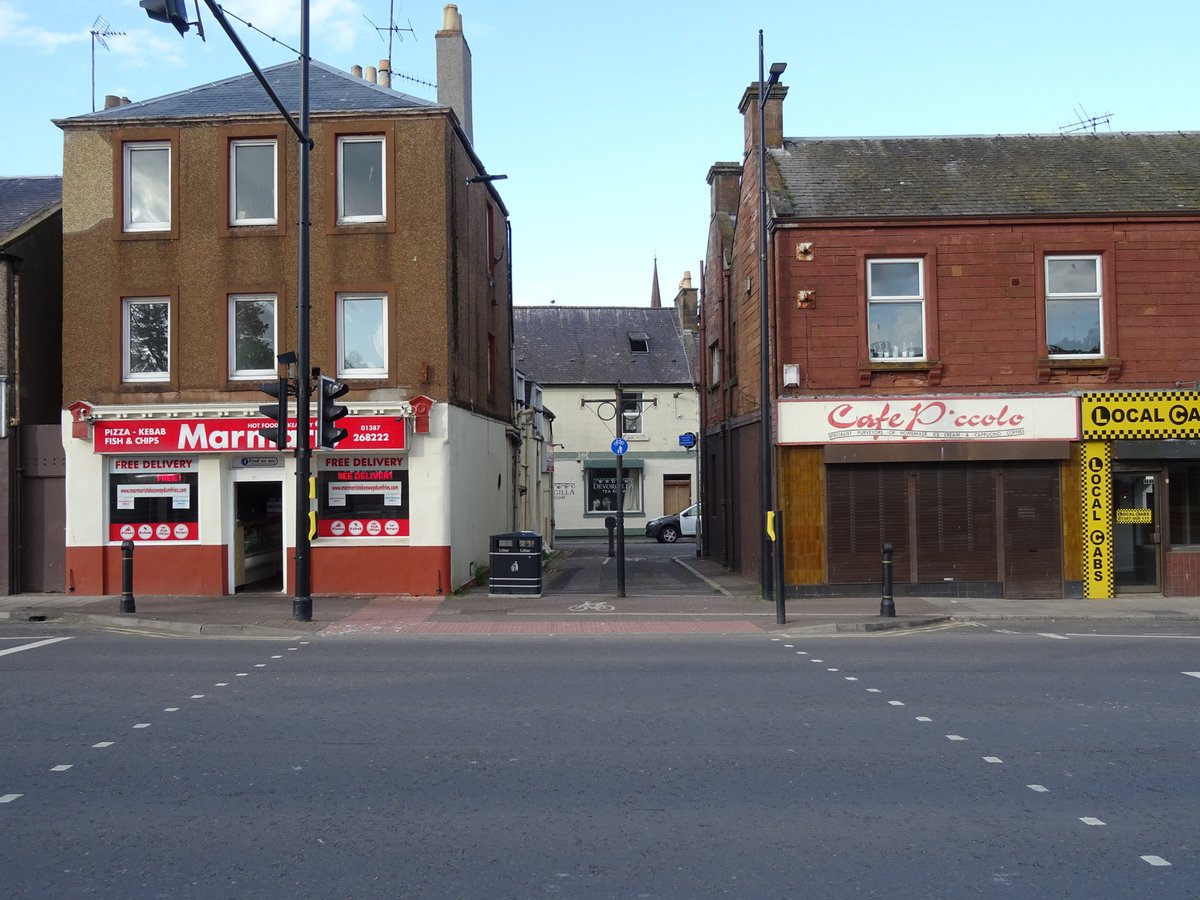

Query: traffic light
[140,0,191,35]
[259,377,289,450]
[316,375,350,450]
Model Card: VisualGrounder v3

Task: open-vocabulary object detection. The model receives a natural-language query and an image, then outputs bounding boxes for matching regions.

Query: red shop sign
[94,415,406,453]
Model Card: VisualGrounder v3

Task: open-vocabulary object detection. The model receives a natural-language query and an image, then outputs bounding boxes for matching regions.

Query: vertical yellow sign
[1081,441,1113,598]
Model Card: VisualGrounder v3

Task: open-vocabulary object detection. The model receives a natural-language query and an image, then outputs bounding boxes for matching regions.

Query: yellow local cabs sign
[1083,390,1200,440]
[1115,508,1152,524]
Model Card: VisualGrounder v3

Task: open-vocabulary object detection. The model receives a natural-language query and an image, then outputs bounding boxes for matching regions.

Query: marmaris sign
[94,415,405,453]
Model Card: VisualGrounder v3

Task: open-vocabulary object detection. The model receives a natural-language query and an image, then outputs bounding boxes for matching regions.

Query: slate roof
[771,132,1200,220]
[514,307,697,386]
[0,176,62,246]
[56,59,434,124]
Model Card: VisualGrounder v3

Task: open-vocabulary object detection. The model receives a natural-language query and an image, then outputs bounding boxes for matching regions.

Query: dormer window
[628,332,649,353]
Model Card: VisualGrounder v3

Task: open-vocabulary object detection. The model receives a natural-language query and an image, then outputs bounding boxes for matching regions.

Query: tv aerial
[364,1,416,66]
[90,15,125,112]
[1059,104,1113,134]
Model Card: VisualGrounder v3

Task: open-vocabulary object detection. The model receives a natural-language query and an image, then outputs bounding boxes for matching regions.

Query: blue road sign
[611,437,629,455]
[679,432,697,449]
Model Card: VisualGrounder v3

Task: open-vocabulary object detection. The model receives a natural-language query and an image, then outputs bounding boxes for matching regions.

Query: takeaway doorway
[232,477,284,593]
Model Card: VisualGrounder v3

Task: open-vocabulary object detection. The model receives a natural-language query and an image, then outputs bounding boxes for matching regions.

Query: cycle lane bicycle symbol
[568,601,615,612]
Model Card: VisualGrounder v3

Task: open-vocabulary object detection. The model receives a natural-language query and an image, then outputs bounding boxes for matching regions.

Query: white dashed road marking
[0,794,22,803]
[1038,633,1069,640]
[946,735,967,742]
[983,757,1003,764]
[50,765,72,772]
[1183,672,1200,679]
[1141,856,1171,867]
[1080,818,1106,826]
[1028,785,1049,793]
[915,717,932,722]
[888,700,905,706]
[92,742,114,749]
[0,637,72,657]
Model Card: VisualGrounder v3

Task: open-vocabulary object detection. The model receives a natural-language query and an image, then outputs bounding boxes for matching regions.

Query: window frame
[122,141,172,233]
[1045,253,1104,359]
[336,292,389,379]
[584,466,644,515]
[336,134,387,225]
[122,297,171,383]
[228,293,278,379]
[621,391,644,436]
[866,257,927,362]
[229,138,278,226]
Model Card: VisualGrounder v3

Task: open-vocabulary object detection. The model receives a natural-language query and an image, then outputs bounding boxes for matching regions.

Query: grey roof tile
[0,176,62,245]
[772,132,1200,219]
[58,59,433,123]
[514,307,696,386]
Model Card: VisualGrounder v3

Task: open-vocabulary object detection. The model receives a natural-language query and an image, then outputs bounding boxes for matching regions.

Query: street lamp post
[615,385,626,598]
[757,32,786,603]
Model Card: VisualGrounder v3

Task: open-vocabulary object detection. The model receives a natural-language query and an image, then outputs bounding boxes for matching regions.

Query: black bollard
[604,515,617,558]
[120,539,136,614]
[880,542,895,617]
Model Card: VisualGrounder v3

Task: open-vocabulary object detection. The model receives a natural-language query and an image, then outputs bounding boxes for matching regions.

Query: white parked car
[645,503,701,543]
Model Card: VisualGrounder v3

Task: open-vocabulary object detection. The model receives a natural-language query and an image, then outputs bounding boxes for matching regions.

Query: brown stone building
[1,176,65,594]
[703,80,1200,600]
[54,9,516,597]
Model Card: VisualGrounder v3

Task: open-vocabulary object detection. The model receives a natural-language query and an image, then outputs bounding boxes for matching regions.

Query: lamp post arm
[201,0,310,147]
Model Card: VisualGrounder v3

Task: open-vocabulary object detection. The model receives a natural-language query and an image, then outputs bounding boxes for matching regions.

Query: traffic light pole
[293,2,313,622]
[142,0,315,620]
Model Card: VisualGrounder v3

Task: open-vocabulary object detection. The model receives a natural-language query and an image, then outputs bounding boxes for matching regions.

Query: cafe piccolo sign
[777,396,1079,444]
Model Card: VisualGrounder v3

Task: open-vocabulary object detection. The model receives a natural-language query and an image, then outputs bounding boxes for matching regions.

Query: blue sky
[3,1,1199,307]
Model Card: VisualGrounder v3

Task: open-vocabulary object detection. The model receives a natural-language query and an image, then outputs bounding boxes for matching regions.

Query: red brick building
[702,81,1200,599]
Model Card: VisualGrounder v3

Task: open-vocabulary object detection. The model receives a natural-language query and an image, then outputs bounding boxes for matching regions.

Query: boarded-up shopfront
[778,395,1080,599]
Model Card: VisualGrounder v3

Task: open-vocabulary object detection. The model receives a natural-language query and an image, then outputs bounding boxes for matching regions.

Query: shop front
[1081,390,1200,598]
[62,405,443,596]
[778,395,1081,599]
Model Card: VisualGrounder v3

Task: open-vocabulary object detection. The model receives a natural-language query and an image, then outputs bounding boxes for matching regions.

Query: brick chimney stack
[739,81,788,158]
[436,4,474,144]
[707,162,742,217]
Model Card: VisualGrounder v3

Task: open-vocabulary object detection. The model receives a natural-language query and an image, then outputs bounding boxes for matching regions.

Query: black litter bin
[489,532,543,597]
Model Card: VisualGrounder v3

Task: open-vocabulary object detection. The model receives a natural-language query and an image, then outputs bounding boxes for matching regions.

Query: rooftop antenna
[1059,104,1113,134]
[90,16,125,112]
[364,1,416,66]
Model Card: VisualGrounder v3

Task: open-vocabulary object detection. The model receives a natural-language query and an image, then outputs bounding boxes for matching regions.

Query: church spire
[650,257,662,308]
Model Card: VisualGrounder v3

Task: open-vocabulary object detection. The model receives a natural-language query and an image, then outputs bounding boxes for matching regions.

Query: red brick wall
[774,220,1200,393]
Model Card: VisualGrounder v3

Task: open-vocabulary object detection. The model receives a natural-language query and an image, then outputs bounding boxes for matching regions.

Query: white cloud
[108,27,188,70]
[0,1,87,52]
[221,0,365,54]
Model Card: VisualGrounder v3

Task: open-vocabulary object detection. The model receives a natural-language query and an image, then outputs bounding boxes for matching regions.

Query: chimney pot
[104,94,121,109]
[379,59,391,89]
[351,64,363,78]
[365,65,377,84]
[443,4,462,31]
